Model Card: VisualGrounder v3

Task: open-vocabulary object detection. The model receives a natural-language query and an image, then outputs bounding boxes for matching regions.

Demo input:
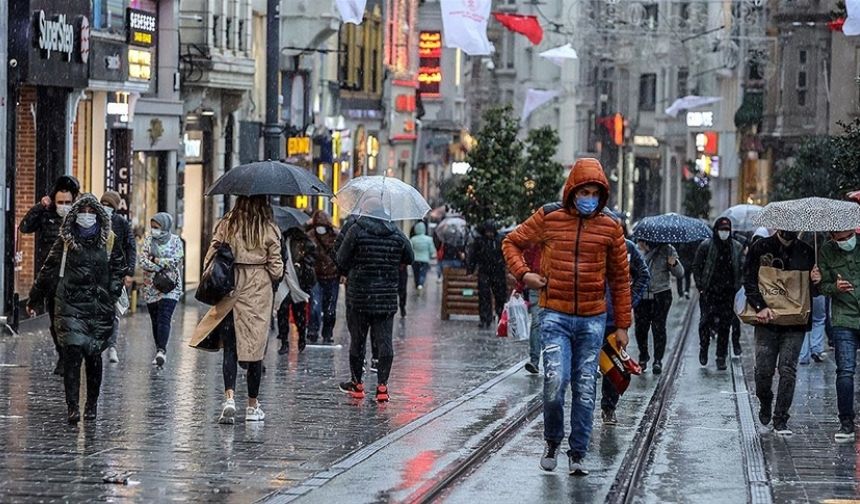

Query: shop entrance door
[182,163,204,286]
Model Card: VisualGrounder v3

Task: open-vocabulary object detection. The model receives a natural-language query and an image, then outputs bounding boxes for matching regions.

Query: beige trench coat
[190,220,284,361]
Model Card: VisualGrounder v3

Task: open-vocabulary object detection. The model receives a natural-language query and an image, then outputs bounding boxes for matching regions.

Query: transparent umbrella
[435,216,469,246]
[334,176,431,221]
[719,204,763,232]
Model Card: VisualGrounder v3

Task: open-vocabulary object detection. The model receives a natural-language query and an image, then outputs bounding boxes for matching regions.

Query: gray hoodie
[642,243,684,299]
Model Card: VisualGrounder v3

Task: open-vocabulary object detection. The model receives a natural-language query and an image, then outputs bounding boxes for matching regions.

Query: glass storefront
[130,151,164,279]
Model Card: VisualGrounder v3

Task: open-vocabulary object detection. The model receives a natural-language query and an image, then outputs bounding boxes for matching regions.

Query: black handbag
[195,243,235,305]
[153,269,177,294]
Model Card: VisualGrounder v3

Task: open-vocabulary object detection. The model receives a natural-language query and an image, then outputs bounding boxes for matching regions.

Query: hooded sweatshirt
[692,217,744,296]
[502,158,632,328]
[410,222,435,263]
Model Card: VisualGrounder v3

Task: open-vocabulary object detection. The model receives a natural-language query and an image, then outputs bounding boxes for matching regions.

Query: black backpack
[195,243,235,305]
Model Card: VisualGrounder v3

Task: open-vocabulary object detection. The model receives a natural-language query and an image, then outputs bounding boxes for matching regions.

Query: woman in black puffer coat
[28,194,125,425]
[336,213,413,402]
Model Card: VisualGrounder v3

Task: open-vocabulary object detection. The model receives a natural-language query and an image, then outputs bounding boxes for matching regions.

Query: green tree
[448,106,524,225]
[515,127,566,223]
[772,119,860,200]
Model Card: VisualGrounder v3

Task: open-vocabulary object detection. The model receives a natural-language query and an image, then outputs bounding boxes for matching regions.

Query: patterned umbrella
[719,204,763,232]
[632,213,712,243]
[753,197,860,232]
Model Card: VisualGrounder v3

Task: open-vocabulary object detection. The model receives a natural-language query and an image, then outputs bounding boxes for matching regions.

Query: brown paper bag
[739,265,811,326]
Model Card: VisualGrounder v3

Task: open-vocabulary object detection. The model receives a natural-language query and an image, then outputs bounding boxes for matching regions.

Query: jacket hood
[60,193,111,250]
[151,212,174,233]
[310,210,333,228]
[713,217,733,240]
[562,158,610,213]
[414,222,427,235]
[478,220,498,236]
[50,175,81,206]
[358,216,398,237]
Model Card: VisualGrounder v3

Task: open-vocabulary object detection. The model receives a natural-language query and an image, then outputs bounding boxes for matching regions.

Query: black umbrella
[206,160,333,197]
[632,213,712,243]
[272,206,311,232]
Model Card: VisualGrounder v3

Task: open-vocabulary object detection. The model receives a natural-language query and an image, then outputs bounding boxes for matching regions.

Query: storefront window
[92,0,157,32]
[130,152,163,277]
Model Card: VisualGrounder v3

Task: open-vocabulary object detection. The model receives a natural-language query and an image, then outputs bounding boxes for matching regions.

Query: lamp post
[263,0,281,160]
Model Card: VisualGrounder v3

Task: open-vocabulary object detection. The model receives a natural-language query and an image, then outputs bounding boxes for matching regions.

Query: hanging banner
[538,43,578,66]
[440,0,493,56]
[521,89,559,124]
[336,0,367,25]
[844,0,860,35]
[492,13,543,45]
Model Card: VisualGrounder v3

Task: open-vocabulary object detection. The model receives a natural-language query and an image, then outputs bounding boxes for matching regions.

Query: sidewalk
[0,278,527,502]
[739,328,860,502]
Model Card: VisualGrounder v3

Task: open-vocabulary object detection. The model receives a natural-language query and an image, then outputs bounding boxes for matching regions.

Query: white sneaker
[154,350,166,367]
[246,404,266,422]
[219,398,236,424]
[417,285,423,291]
[107,347,119,364]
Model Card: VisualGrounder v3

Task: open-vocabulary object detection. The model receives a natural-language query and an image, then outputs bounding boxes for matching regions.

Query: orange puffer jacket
[502,158,633,329]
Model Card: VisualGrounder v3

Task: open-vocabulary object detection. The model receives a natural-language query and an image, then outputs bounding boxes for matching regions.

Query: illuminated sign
[633,135,659,147]
[418,31,442,97]
[686,111,714,128]
[288,137,311,156]
[452,162,471,175]
[128,48,152,80]
[695,131,719,156]
[395,94,416,113]
[127,9,156,47]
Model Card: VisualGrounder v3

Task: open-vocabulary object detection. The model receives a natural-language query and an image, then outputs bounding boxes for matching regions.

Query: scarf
[151,212,174,244]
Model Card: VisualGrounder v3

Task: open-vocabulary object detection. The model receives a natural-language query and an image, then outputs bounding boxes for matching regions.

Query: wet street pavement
[0,278,525,502]
[2,278,860,503]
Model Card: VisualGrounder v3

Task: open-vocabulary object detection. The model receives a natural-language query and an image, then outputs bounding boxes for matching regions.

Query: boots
[84,401,98,421]
[68,404,80,425]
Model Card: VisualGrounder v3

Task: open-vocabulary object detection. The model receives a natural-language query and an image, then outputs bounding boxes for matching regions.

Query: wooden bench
[440,267,516,320]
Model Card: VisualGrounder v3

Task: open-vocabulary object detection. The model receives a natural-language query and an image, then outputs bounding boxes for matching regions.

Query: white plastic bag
[115,287,130,316]
[506,293,531,341]
[734,287,746,317]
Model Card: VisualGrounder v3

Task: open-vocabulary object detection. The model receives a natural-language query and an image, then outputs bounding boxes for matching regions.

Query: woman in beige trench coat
[190,195,283,424]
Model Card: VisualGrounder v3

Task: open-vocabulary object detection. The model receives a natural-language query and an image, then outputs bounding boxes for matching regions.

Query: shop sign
[89,39,128,81]
[288,137,311,157]
[418,31,442,97]
[35,11,75,61]
[105,129,133,217]
[128,48,152,80]
[127,9,157,47]
[633,135,659,147]
[695,131,719,156]
[686,111,714,128]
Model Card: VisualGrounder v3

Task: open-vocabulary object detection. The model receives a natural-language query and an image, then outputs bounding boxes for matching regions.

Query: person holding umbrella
[692,217,744,370]
[191,196,284,424]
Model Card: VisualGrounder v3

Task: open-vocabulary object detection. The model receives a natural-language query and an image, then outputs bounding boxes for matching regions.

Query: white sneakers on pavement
[246,404,266,422]
[153,350,166,367]
[107,347,119,364]
[218,398,236,424]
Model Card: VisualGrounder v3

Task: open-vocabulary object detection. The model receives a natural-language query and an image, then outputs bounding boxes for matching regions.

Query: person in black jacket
[20,175,80,375]
[277,227,317,354]
[336,205,413,403]
[26,194,125,424]
[468,221,508,329]
[743,229,817,435]
[100,191,136,364]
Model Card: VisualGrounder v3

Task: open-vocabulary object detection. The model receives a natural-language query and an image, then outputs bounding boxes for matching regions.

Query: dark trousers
[221,312,262,399]
[699,295,734,360]
[754,326,804,424]
[348,309,394,385]
[634,290,673,363]
[309,279,339,341]
[147,298,178,352]
[63,345,102,407]
[676,269,692,295]
[601,327,620,411]
[412,262,429,287]
[398,268,408,310]
[831,327,860,421]
[47,298,62,358]
[277,298,307,345]
[478,271,507,325]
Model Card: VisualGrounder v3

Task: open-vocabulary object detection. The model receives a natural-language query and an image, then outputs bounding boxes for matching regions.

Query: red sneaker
[339,381,365,399]
[376,384,390,403]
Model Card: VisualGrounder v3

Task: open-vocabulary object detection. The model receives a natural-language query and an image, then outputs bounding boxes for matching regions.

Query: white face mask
[152,229,165,238]
[103,207,114,218]
[56,204,72,218]
[315,226,327,235]
[77,213,97,229]
[718,230,730,241]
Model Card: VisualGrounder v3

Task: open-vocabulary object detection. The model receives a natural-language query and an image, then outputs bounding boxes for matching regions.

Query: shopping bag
[734,287,746,317]
[599,333,641,395]
[496,308,509,337]
[738,264,811,326]
[115,287,129,316]
[506,293,530,341]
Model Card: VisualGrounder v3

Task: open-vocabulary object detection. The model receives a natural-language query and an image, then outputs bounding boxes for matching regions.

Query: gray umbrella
[754,197,860,232]
[435,216,469,246]
[632,213,712,243]
[272,206,311,232]
[206,160,333,197]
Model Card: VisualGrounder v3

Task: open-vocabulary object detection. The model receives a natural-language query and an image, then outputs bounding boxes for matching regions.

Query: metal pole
[0,0,8,316]
[263,0,280,160]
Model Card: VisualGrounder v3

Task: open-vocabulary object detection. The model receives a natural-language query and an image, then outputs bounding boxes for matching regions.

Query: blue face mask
[575,195,599,215]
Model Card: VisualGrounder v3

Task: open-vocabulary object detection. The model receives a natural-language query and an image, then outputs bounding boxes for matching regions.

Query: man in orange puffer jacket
[503,157,632,476]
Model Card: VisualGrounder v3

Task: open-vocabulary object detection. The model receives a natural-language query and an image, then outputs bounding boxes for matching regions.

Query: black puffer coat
[283,228,317,292]
[28,194,125,356]
[110,213,137,276]
[467,221,507,277]
[336,217,414,314]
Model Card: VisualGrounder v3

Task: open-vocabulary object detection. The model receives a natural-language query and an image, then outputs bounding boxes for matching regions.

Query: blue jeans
[799,295,826,363]
[832,327,860,421]
[527,290,543,366]
[147,298,177,353]
[541,309,606,457]
[437,259,464,278]
[309,279,340,340]
[412,262,429,287]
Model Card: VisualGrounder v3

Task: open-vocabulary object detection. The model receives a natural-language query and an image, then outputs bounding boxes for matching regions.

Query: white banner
[845,0,860,36]
[336,0,367,25]
[664,95,722,118]
[521,89,559,124]
[538,43,578,66]
[440,0,493,56]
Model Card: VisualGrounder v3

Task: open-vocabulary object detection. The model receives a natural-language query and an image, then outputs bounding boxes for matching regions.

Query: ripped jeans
[541,309,606,458]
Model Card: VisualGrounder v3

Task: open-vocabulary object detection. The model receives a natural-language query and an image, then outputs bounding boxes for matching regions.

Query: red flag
[492,13,543,45]
[828,17,845,32]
